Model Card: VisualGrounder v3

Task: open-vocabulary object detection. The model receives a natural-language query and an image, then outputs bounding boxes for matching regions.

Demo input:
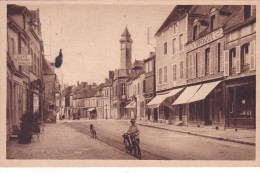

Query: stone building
[7,5,44,139]
[143,52,156,121]
[110,27,133,119]
[148,6,192,124]
[42,57,56,122]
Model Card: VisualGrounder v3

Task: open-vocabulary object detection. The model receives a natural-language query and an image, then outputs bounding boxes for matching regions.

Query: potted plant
[18,112,34,144]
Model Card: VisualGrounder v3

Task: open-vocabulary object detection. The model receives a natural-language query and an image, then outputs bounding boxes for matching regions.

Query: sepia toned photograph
[1,0,259,166]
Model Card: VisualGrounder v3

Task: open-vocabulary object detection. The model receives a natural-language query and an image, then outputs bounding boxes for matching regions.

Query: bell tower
[120,26,133,70]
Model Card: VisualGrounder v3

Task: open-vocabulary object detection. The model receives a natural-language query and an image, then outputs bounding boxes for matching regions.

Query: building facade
[7,5,44,139]
[143,52,156,121]
[149,6,192,124]
[110,27,133,119]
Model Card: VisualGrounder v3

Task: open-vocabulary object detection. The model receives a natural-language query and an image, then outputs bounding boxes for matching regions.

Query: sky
[26,4,173,85]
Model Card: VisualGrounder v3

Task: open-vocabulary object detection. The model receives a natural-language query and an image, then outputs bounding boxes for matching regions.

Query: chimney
[77,81,79,86]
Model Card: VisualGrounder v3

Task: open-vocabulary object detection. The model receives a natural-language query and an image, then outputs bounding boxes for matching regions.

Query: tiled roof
[62,86,73,97]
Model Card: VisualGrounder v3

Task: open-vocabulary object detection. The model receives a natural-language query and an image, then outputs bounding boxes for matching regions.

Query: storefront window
[237,85,253,119]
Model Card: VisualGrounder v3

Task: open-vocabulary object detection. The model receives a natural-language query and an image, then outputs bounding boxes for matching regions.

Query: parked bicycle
[122,133,141,159]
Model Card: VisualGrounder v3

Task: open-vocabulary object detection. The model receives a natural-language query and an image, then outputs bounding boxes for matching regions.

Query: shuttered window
[250,40,256,70]
[236,46,241,74]
[173,64,177,81]
[163,66,167,83]
[205,48,210,75]
[224,50,229,76]
[197,51,201,77]
[220,41,224,71]
[159,68,162,84]
[180,61,184,79]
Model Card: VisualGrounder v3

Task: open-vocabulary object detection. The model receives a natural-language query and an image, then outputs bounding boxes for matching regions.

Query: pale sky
[26,4,173,85]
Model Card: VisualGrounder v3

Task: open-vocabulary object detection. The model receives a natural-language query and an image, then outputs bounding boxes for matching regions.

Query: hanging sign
[14,54,32,66]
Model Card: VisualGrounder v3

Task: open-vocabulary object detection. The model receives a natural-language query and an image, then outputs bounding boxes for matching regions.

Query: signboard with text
[186,27,223,52]
[14,54,32,66]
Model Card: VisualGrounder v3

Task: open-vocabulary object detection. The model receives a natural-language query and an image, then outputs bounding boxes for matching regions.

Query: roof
[42,57,55,75]
[7,4,31,16]
[121,26,131,36]
[155,5,193,36]
[62,86,73,97]
[143,52,156,62]
[132,60,144,69]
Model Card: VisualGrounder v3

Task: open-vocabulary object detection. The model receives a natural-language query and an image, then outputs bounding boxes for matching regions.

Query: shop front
[225,76,255,129]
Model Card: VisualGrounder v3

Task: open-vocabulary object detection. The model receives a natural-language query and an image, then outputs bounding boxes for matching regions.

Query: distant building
[143,52,156,121]
[110,27,133,119]
[42,57,56,122]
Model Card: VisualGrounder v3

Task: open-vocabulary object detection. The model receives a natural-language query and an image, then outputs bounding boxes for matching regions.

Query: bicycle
[122,133,141,159]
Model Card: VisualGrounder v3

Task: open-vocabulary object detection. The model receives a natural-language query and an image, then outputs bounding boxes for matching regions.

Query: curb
[138,123,255,146]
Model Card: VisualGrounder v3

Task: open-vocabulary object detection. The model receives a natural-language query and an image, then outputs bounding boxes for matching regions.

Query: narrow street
[64,119,255,160]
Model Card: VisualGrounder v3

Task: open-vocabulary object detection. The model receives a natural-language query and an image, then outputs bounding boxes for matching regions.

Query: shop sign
[14,54,32,66]
[187,27,223,51]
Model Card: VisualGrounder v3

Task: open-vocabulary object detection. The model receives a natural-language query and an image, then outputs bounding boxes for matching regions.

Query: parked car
[72,108,80,120]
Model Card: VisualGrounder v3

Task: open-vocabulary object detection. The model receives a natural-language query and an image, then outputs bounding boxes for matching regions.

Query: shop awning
[147,87,184,109]
[125,101,136,109]
[87,108,96,112]
[188,81,221,103]
[172,84,201,105]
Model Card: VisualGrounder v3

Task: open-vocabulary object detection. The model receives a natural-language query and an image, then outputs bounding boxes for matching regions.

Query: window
[137,83,140,94]
[229,48,236,71]
[172,38,176,55]
[163,66,167,83]
[217,43,221,72]
[244,5,251,20]
[241,43,249,67]
[210,15,216,31]
[205,48,210,75]
[143,80,146,93]
[11,37,15,55]
[193,25,198,40]
[121,83,126,96]
[173,23,177,34]
[173,64,177,81]
[180,61,184,79]
[179,34,184,51]
[229,88,234,113]
[159,68,163,84]
[164,42,167,55]
[195,53,198,78]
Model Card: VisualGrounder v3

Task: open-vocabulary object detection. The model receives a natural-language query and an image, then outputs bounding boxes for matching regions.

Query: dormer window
[193,19,200,40]
[244,5,252,20]
[210,15,216,31]
[193,25,198,40]
[210,8,218,31]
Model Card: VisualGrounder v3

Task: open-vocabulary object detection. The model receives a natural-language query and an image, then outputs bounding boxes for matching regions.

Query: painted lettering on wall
[187,28,223,51]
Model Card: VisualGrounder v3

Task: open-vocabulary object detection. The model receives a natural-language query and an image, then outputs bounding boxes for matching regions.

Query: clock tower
[120,26,133,70]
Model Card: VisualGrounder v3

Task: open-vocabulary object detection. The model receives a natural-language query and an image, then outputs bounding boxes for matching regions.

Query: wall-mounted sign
[14,54,32,66]
[186,27,223,52]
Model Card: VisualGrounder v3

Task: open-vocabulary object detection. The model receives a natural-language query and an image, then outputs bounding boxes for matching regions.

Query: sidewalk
[107,118,255,146]
[6,122,134,160]
[136,120,256,146]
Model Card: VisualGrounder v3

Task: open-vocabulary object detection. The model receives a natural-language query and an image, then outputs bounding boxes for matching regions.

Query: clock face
[126,43,131,48]
[121,43,126,49]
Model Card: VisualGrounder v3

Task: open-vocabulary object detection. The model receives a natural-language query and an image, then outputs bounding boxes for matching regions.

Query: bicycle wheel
[123,138,132,154]
[133,141,141,160]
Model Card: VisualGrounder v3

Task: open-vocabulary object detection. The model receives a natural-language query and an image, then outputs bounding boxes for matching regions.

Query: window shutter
[186,56,189,79]
[250,40,256,70]
[224,50,229,76]
[236,46,241,74]
[193,53,196,78]
[201,50,205,76]
[220,41,224,71]
[189,54,192,79]
[210,47,214,74]
[214,44,218,73]
[197,51,201,77]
